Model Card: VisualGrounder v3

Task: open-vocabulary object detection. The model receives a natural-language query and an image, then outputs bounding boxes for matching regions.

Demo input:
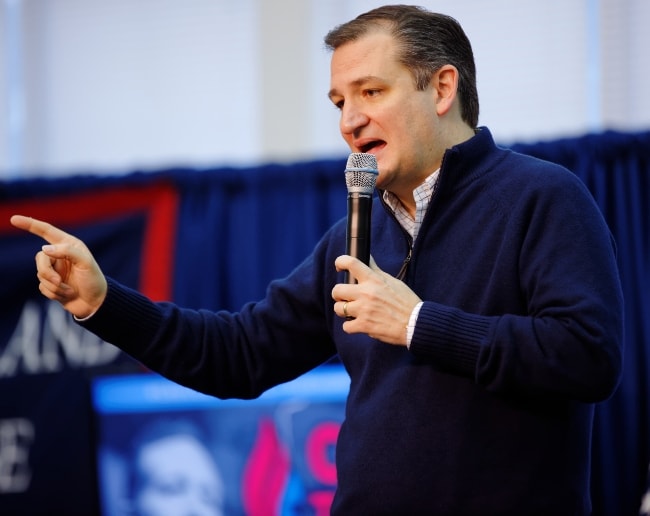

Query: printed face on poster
[92,367,349,515]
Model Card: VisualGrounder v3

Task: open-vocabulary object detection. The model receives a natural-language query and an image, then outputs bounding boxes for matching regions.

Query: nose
[340,102,369,136]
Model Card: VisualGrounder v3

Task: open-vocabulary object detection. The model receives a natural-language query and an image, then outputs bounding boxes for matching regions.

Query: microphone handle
[345,192,372,284]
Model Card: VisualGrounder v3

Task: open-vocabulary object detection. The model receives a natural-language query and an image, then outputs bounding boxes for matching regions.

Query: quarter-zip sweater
[80,128,623,515]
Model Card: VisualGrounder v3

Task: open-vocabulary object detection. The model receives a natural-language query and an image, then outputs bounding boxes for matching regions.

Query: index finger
[10,215,73,244]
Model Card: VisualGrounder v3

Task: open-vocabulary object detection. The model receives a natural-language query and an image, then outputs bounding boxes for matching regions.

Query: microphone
[344,153,378,284]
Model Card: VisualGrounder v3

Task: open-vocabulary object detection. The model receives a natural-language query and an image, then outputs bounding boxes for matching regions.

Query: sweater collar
[376,126,499,206]
[436,126,500,195]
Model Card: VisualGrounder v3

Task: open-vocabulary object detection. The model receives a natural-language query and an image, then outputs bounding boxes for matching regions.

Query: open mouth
[359,140,385,154]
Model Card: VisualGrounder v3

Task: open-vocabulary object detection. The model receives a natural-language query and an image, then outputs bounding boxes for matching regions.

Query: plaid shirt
[382,168,440,242]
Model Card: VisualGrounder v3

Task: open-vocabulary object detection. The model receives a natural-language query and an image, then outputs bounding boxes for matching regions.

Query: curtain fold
[171,158,347,311]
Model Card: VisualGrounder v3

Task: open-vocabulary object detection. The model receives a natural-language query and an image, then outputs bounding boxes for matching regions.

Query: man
[10,5,622,514]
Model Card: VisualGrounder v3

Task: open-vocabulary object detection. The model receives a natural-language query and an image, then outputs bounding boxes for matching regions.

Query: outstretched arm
[10,215,108,318]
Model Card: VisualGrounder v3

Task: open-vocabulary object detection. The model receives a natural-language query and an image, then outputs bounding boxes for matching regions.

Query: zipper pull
[396,246,412,280]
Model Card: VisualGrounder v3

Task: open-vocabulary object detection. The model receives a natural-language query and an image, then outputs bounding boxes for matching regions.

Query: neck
[392,123,476,216]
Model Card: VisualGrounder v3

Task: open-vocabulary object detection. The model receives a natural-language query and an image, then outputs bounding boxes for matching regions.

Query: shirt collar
[382,168,440,240]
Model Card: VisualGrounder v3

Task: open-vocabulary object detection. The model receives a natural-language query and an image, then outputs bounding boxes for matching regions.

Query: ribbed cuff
[75,277,164,353]
[409,301,491,377]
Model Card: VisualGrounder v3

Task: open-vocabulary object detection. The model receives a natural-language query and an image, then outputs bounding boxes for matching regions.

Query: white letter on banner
[0,418,34,493]
[0,301,122,378]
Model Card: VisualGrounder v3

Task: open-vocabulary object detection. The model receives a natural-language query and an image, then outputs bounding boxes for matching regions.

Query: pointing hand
[10,215,108,319]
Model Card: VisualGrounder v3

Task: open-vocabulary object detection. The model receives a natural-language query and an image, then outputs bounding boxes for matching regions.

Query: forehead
[329,30,403,91]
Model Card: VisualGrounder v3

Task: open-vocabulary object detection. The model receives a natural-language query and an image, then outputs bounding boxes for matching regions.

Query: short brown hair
[324,5,479,128]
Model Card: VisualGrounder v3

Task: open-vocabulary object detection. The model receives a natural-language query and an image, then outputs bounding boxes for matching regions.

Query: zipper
[379,152,448,283]
[396,245,412,281]
[378,192,416,281]
[378,192,414,281]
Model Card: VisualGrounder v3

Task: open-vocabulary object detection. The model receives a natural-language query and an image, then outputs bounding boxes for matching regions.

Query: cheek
[406,116,437,149]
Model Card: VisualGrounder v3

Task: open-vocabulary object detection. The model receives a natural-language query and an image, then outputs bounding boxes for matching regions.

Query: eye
[364,89,381,98]
[332,99,344,110]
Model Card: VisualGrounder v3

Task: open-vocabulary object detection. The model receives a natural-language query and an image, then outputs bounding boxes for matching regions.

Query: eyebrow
[328,75,383,101]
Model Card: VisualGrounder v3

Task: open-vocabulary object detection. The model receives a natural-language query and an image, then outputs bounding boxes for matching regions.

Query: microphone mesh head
[345,153,378,194]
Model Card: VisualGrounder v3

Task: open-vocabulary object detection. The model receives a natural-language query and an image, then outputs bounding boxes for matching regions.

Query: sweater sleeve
[408,164,623,403]
[77,240,339,400]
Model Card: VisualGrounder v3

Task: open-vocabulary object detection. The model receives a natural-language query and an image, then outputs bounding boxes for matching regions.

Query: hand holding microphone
[335,154,421,343]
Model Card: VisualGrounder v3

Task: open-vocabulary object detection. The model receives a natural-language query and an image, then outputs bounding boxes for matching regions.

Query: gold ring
[343,301,349,318]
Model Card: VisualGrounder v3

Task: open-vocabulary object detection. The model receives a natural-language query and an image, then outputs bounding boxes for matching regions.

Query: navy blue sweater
[81,128,623,514]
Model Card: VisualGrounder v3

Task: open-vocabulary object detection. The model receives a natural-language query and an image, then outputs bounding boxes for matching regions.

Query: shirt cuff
[73,310,97,322]
[406,301,424,349]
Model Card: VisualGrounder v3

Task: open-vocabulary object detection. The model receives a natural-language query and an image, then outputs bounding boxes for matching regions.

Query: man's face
[328,29,443,197]
[134,435,224,516]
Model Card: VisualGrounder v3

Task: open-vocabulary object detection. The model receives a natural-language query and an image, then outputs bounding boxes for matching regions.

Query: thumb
[42,243,75,260]
[41,241,93,268]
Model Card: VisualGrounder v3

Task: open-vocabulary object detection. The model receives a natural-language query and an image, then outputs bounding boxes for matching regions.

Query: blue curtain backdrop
[0,129,648,514]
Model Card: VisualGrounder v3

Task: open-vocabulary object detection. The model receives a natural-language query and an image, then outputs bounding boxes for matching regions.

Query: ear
[432,64,459,117]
